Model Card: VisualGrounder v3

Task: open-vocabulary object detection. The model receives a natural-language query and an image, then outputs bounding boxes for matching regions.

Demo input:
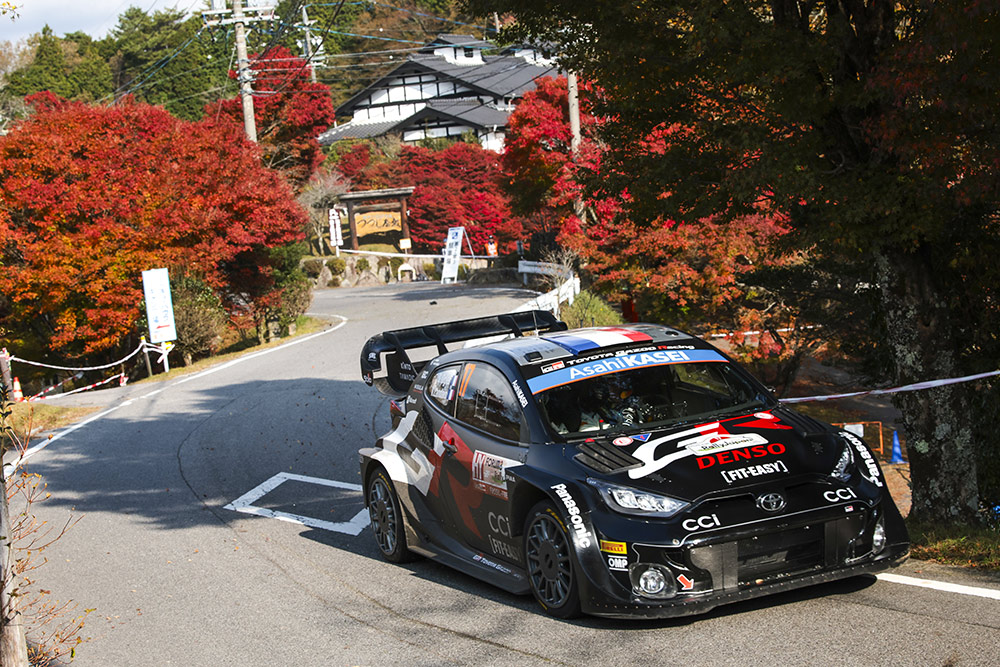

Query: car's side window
[427,365,460,412]
[454,363,524,442]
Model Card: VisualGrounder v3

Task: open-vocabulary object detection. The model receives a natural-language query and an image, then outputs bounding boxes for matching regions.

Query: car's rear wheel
[366,467,413,563]
[524,501,582,618]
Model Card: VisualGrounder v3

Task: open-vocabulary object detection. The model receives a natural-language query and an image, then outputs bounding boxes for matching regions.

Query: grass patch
[906,519,1000,570]
[6,402,100,443]
[130,315,329,385]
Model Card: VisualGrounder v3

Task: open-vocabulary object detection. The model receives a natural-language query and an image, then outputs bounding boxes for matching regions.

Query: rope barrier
[8,342,146,371]
[27,372,83,401]
[780,369,1000,404]
[35,373,127,400]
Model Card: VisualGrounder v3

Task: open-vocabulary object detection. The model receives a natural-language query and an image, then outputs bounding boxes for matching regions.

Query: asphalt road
[16,282,1000,666]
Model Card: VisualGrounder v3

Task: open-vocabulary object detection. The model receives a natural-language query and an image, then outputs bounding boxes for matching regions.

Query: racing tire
[523,500,582,619]
[366,467,414,563]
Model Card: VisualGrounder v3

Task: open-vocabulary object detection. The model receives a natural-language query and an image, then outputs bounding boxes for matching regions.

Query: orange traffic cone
[12,376,23,401]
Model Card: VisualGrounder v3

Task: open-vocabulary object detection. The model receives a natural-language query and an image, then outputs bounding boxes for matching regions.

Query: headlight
[872,515,886,554]
[587,478,689,518]
[830,441,854,482]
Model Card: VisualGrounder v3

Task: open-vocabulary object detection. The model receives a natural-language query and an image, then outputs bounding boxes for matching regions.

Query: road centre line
[876,573,1000,600]
[7,317,348,472]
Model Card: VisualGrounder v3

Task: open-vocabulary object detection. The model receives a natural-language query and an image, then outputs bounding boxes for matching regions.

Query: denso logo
[681,514,721,532]
[697,443,785,468]
[824,488,857,503]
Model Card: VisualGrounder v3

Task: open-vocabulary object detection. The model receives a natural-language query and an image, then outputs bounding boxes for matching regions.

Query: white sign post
[142,268,177,371]
[441,226,465,284]
[329,207,344,257]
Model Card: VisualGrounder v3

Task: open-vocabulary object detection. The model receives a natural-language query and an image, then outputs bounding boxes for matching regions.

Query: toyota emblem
[757,492,786,513]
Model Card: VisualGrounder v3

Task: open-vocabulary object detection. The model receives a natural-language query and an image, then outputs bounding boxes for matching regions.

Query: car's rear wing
[360,310,567,397]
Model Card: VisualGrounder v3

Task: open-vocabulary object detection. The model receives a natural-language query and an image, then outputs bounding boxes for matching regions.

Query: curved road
[20,282,1000,666]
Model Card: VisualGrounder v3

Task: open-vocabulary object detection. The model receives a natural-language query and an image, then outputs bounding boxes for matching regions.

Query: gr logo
[682,514,721,532]
[823,488,857,503]
[489,512,511,537]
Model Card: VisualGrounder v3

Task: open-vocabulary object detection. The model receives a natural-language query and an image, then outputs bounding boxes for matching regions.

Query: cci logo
[823,488,857,503]
[682,514,721,532]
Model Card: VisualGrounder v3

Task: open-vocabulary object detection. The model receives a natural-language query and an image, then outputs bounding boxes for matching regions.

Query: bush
[457,263,470,281]
[302,258,325,279]
[560,290,625,329]
[423,262,440,280]
[356,257,370,273]
[326,257,347,275]
[171,275,228,366]
[275,274,312,330]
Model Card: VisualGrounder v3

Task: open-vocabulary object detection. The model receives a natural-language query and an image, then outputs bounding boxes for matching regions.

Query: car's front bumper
[582,543,908,618]
[576,497,910,619]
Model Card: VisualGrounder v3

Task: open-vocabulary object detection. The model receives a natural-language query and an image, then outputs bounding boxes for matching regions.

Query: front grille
[737,523,824,585]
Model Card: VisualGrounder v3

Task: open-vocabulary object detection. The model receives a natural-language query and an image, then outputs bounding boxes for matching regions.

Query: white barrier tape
[710,325,821,339]
[27,371,84,401]
[10,343,145,371]
[36,372,125,400]
[780,369,1000,404]
[340,249,443,260]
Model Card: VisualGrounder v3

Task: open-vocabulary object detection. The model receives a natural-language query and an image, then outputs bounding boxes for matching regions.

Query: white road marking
[876,573,1000,600]
[7,317,348,471]
[224,472,369,536]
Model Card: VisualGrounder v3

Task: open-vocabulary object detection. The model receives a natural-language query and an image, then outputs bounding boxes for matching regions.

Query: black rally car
[359,311,908,618]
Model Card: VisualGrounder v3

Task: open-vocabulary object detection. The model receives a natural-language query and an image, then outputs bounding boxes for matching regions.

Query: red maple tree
[341,141,523,253]
[0,96,306,360]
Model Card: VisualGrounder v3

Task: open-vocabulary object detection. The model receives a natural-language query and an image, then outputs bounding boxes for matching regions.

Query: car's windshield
[535,361,773,438]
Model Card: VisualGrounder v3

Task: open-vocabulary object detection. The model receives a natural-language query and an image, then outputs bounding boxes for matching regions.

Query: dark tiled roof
[409,54,556,98]
[337,55,556,114]
[317,119,403,144]
[318,101,513,146]
[418,100,511,128]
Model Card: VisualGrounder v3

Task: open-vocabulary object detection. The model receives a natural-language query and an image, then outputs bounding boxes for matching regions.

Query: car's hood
[572,407,844,501]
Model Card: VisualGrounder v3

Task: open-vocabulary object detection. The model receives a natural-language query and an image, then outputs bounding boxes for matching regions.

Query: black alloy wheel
[524,501,582,618]
[367,468,413,563]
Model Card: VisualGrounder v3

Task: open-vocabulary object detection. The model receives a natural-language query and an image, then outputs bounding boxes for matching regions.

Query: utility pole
[567,71,584,219]
[204,1,275,141]
[301,6,317,83]
[233,0,257,142]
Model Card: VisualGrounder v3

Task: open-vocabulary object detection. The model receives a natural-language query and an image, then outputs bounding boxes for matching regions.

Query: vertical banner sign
[329,208,344,247]
[441,226,465,284]
[142,268,177,344]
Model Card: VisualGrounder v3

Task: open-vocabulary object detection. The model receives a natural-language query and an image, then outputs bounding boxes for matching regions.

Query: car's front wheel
[524,501,582,618]
[366,467,414,563]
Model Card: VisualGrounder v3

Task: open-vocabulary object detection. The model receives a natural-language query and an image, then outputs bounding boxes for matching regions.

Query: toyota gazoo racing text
[358,312,909,619]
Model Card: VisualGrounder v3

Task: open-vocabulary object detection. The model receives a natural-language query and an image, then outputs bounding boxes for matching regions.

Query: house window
[464,47,474,58]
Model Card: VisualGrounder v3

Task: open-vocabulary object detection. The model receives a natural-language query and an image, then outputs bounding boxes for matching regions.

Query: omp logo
[607,555,628,571]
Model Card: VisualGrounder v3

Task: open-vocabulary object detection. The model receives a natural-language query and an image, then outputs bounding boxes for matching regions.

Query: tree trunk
[876,246,980,523]
[1,472,30,667]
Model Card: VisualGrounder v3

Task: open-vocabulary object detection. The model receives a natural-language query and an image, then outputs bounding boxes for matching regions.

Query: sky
[2,1,205,44]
